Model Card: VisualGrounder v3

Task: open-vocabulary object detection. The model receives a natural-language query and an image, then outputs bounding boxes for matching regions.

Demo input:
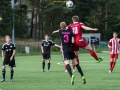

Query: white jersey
[108,38,120,54]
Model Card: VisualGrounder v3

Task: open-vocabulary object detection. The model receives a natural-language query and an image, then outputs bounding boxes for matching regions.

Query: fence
[0,43,109,54]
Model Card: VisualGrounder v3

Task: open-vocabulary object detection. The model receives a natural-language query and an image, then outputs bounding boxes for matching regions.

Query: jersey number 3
[64,35,69,43]
[72,27,78,34]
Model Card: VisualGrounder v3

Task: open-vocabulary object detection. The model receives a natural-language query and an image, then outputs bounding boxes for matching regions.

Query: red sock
[64,64,67,70]
[110,62,113,70]
[72,61,75,69]
[112,62,116,70]
[89,50,99,60]
[76,56,80,64]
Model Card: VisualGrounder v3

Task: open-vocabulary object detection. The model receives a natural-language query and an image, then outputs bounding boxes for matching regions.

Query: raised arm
[81,26,98,31]
[52,30,59,34]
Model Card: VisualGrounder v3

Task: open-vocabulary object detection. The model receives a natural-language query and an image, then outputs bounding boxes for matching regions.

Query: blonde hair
[5,35,10,39]
[60,22,66,29]
[72,15,79,22]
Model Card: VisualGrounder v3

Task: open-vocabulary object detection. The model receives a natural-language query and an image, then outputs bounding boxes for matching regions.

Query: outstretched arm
[81,26,98,31]
[54,44,61,48]
[52,30,59,34]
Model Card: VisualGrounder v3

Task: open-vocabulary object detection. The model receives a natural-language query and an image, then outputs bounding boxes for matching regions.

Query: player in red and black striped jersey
[1,35,16,82]
[108,32,120,73]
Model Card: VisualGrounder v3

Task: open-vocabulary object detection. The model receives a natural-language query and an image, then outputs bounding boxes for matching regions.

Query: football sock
[76,64,84,76]
[48,63,50,70]
[72,61,75,69]
[112,62,116,70]
[66,64,73,77]
[42,62,45,70]
[2,69,6,79]
[76,56,80,64]
[10,70,14,79]
[110,61,113,70]
[89,50,99,60]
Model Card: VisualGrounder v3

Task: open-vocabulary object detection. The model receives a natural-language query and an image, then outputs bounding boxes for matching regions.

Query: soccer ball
[66,0,74,8]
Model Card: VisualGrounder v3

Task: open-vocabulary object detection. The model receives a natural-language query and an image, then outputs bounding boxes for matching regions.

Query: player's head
[45,34,49,40]
[5,35,11,43]
[60,22,66,29]
[72,15,79,22]
[113,32,118,38]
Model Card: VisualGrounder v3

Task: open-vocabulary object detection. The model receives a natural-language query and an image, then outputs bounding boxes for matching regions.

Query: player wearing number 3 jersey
[67,15,104,64]
[52,22,86,85]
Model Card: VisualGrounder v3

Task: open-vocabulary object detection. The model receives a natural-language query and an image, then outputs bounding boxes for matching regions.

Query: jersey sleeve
[108,39,112,46]
[67,24,72,30]
[50,40,55,46]
[41,40,44,46]
[12,43,16,50]
[1,44,5,51]
[80,22,85,26]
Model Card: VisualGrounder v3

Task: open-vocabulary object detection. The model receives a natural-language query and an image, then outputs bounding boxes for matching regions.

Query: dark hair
[113,32,117,34]
[45,34,49,37]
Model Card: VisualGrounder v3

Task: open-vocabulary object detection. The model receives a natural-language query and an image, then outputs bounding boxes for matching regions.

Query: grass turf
[0,53,120,90]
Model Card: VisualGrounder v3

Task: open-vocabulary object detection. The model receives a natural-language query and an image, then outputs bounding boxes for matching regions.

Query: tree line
[0,0,120,41]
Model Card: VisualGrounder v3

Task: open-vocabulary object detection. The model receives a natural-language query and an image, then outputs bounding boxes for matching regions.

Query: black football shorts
[3,58,16,67]
[42,53,51,60]
[62,50,76,61]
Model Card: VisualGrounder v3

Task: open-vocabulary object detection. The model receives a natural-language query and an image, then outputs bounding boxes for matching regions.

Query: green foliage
[1,0,120,40]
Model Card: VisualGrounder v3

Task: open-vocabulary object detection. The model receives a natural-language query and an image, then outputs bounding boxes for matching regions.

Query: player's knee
[64,60,69,65]
[85,45,92,50]
[2,66,6,69]
[2,69,6,73]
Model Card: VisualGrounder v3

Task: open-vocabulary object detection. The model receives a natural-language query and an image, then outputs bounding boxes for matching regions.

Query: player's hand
[10,56,13,61]
[2,57,4,62]
[42,50,44,53]
[52,31,55,34]
[108,46,112,49]
[93,28,98,31]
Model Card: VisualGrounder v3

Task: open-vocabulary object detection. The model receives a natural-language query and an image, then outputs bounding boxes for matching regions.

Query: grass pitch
[0,53,120,90]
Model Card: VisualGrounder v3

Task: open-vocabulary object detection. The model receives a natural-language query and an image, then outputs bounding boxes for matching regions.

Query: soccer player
[108,32,120,73]
[1,35,16,82]
[67,15,103,63]
[41,34,61,72]
[52,22,86,85]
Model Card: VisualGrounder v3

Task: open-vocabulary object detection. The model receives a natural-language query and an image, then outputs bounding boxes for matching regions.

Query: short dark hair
[113,32,117,34]
[72,15,79,22]
[45,34,49,37]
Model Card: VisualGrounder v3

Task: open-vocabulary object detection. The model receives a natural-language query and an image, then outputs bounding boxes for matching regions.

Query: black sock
[66,64,73,77]
[2,69,6,79]
[42,62,45,70]
[11,70,14,79]
[48,63,50,70]
[76,64,84,76]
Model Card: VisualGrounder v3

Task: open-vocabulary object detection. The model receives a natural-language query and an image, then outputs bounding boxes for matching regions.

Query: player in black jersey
[1,35,16,82]
[52,22,86,85]
[41,34,61,72]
